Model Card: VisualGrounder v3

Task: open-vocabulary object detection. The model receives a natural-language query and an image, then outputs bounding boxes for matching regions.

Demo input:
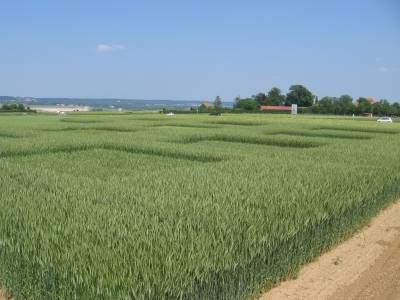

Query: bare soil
[260,201,400,300]
[0,289,6,300]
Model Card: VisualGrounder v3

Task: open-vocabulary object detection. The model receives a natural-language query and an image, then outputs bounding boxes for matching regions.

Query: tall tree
[316,96,335,114]
[356,97,373,114]
[214,96,222,110]
[391,102,400,116]
[337,95,354,115]
[253,93,267,105]
[234,96,241,108]
[235,98,258,111]
[285,85,314,107]
[266,87,285,105]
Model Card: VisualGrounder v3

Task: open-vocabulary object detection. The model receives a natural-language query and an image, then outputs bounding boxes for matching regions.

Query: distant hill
[0,96,233,110]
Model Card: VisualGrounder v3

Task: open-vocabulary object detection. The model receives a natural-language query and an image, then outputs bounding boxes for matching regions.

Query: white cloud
[378,66,388,73]
[96,44,126,53]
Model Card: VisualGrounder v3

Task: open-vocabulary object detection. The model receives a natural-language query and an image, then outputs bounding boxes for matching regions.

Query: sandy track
[260,201,400,300]
[0,289,6,300]
[330,231,400,300]
[1,202,400,300]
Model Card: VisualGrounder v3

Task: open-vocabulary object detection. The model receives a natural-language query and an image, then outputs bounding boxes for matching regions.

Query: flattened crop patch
[0,144,223,163]
[153,123,220,129]
[0,132,25,138]
[205,120,268,126]
[60,118,104,124]
[42,127,138,133]
[272,131,372,140]
[179,135,321,148]
[314,126,399,135]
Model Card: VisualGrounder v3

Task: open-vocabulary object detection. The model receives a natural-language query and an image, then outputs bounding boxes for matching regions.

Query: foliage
[266,87,285,105]
[356,97,373,114]
[182,84,400,116]
[372,99,392,116]
[285,85,314,107]
[0,113,400,299]
[253,92,267,104]
[311,95,354,115]
[214,96,222,111]
[252,87,285,106]
[0,103,35,112]
[234,98,258,111]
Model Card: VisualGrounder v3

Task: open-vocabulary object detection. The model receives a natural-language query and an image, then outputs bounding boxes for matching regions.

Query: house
[365,97,375,104]
[355,97,375,107]
[259,105,292,111]
[200,101,213,109]
[361,113,373,118]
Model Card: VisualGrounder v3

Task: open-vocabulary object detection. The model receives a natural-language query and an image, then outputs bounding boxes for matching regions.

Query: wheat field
[0,113,399,299]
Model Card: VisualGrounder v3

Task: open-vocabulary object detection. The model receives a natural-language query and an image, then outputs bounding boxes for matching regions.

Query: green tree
[235,98,258,111]
[316,96,335,114]
[266,87,285,105]
[372,99,391,116]
[336,95,354,115]
[285,85,314,107]
[234,96,241,108]
[391,102,400,116]
[214,96,222,110]
[382,100,391,116]
[253,93,267,105]
[356,97,373,114]
[0,103,33,112]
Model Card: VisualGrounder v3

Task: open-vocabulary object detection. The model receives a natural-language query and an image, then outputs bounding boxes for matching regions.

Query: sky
[1,0,399,101]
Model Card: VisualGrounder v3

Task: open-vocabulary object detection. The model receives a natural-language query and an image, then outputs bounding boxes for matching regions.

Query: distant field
[0,113,399,299]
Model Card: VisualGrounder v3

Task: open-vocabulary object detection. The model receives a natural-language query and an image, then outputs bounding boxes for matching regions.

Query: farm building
[259,105,292,111]
[200,101,213,108]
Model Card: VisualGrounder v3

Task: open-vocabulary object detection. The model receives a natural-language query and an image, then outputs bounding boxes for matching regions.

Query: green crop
[0,113,399,299]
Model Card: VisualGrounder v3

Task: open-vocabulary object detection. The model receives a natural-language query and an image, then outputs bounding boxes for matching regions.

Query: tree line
[231,85,400,116]
[0,103,35,112]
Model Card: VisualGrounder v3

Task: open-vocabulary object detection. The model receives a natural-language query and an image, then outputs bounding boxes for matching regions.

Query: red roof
[259,105,292,111]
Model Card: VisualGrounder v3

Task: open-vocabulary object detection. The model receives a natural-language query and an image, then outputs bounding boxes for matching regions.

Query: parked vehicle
[377,117,393,123]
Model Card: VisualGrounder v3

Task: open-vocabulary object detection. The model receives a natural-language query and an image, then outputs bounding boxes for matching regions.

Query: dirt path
[2,202,400,300]
[0,289,6,300]
[331,232,400,300]
[260,201,400,300]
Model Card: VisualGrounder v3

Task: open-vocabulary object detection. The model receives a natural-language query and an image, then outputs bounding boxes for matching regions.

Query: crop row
[271,130,372,140]
[313,125,400,134]
[0,143,224,163]
[178,134,322,148]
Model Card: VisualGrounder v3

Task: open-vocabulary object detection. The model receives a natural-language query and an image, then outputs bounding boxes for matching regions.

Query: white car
[377,117,393,123]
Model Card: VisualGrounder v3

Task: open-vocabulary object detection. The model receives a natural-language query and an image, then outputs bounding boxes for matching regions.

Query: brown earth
[0,289,6,300]
[260,201,400,300]
[1,202,400,300]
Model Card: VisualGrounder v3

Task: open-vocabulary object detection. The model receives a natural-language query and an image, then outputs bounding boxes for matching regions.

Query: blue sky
[1,0,399,101]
